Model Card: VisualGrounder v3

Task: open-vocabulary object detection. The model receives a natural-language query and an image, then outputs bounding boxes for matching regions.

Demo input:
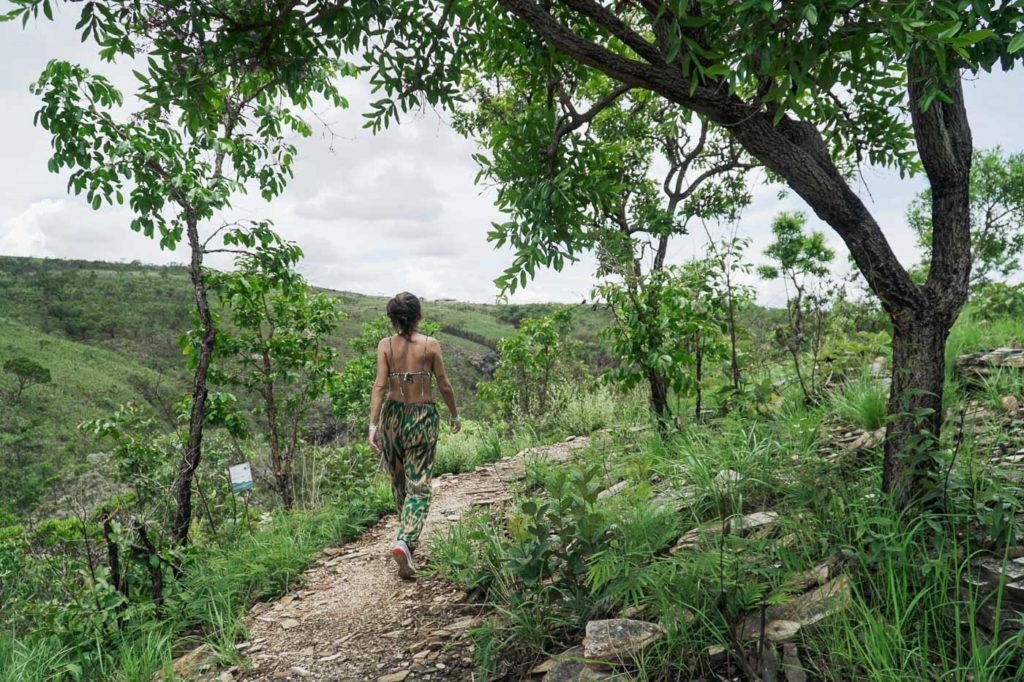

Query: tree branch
[545,83,631,158]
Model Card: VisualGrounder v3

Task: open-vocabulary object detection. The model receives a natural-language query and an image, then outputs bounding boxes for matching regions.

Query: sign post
[228,462,254,533]
[228,463,254,492]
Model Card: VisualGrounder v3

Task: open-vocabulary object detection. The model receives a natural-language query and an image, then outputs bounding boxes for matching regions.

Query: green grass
[0,487,393,682]
[946,304,1024,366]
[434,420,520,475]
[426,375,1024,681]
[0,318,179,513]
[829,373,889,431]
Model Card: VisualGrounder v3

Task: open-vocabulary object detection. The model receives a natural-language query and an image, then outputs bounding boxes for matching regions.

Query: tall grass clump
[808,505,1024,682]
[434,420,531,476]
[543,383,649,436]
[830,374,888,431]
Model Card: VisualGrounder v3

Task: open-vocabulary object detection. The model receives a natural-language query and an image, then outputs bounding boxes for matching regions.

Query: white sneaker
[391,540,417,579]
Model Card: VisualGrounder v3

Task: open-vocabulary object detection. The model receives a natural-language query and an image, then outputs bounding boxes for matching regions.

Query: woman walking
[368,292,460,579]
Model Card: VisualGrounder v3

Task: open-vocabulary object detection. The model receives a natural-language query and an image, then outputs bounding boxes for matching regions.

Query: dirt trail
[230,436,589,682]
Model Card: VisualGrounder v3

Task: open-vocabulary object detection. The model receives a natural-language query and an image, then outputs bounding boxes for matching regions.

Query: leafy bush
[429,466,620,674]
[971,282,1024,320]
[479,309,584,424]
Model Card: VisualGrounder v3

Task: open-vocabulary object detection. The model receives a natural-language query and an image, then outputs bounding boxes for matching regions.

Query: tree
[3,357,51,404]
[455,65,752,420]
[598,259,725,424]
[701,229,755,394]
[10,0,352,543]
[211,240,342,510]
[480,308,578,421]
[908,147,1024,287]
[758,212,837,404]
[360,0,1024,507]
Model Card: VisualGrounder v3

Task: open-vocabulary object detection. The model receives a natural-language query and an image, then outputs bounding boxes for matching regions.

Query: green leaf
[950,29,995,48]
[1009,32,1024,54]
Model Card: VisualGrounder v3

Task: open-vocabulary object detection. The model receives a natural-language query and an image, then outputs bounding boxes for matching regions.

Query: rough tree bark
[262,346,294,510]
[170,212,216,545]
[495,0,973,505]
[647,367,669,422]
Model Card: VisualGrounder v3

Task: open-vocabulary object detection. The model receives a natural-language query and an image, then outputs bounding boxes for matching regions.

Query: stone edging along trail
[223,436,590,682]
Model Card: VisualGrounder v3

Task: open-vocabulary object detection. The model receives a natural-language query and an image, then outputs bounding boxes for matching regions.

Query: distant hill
[0,255,609,516]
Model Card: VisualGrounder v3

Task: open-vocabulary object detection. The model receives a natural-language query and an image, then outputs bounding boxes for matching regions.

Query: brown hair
[386,292,422,338]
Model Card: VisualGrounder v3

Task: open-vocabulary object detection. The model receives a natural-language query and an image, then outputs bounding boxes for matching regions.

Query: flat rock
[672,510,779,551]
[652,485,698,511]
[671,519,725,551]
[542,662,608,681]
[956,348,1024,380]
[840,427,885,451]
[728,510,779,535]
[963,553,1024,630]
[532,646,584,675]
[279,618,301,630]
[159,644,215,680]
[782,643,807,682]
[763,619,802,642]
[448,616,480,631]
[713,469,742,488]
[736,575,852,641]
[377,672,410,682]
[597,480,629,499]
[788,557,838,591]
[706,644,727,664]
[583,619,663,666]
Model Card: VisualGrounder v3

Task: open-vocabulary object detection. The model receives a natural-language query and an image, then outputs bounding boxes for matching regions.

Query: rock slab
[583,619,663,667]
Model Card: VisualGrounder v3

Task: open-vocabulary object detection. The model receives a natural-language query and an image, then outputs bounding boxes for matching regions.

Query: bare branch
[545,83,632,158]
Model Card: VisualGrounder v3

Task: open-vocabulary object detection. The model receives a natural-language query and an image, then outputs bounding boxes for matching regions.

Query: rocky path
[225,436,589,682]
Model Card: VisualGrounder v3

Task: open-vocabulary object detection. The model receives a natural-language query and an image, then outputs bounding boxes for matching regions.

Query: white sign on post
[228,462,254,493]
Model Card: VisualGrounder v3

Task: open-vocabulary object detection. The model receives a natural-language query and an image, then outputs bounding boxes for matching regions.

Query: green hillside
[0,255,608,516]
[0,317,178,513]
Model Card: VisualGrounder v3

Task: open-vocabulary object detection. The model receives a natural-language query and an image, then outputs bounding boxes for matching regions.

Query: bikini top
[386,335,433,401]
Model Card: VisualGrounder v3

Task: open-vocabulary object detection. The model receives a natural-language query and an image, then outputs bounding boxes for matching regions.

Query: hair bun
[387,292,422,338]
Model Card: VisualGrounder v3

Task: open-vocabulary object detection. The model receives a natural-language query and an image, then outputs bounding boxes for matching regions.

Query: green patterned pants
[379,399,440,551]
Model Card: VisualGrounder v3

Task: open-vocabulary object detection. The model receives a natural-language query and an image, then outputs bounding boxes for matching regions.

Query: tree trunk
[171,214,215,546]
[137,521,164,614]
[726,291,740,391]
[882,310,953,508]
[262,349,292,509]
[647,368,669,425]
[694,329,704,423]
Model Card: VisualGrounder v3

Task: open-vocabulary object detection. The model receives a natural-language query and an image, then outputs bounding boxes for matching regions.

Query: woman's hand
[369,426,380,454]
[450,418,462,434]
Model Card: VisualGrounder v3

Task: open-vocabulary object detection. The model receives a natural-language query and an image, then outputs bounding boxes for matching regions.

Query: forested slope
[0,255,607,516]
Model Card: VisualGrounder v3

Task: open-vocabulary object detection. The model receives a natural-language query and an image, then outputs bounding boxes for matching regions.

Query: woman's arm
[368,340,389,452]
[431,339,460,433]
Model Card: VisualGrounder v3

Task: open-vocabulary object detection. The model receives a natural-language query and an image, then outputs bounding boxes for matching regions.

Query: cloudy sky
[1,12,1022,307]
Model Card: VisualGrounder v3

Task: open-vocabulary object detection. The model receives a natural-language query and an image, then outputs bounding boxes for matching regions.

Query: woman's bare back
[382,332,436,403]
